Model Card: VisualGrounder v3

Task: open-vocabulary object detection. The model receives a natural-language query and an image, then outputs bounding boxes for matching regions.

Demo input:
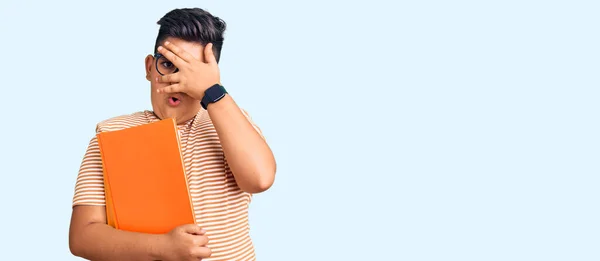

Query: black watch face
[206,88,219,100]
[206,85,225,101]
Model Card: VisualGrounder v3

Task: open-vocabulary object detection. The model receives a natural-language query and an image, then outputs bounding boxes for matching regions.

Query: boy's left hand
[155,41,221,101]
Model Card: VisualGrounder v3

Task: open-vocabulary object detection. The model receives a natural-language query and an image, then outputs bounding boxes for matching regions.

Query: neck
[151,111,197,125]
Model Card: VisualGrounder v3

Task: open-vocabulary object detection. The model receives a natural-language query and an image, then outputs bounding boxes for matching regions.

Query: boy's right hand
[159,224,211,261]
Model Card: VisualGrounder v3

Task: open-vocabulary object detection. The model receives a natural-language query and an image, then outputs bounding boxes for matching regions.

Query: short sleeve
[72,135,106,207]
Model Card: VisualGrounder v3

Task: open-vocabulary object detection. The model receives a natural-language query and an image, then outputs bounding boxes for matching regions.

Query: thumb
[204,43,217,64]
[181,224,205,235]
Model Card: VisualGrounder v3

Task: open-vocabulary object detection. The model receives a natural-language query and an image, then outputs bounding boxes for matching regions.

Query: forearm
[70,222,165,261]
[207,94,276,193]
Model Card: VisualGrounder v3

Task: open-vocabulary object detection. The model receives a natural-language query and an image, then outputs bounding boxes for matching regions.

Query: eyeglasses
[154,53,179,76]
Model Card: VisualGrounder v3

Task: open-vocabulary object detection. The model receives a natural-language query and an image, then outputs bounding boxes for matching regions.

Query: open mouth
[168,96,181,106]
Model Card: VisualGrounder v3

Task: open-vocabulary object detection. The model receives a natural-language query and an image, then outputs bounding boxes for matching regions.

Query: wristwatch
[201,84,228,110]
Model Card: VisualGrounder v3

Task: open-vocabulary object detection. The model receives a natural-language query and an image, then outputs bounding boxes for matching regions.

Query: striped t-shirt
[72,109,263,261]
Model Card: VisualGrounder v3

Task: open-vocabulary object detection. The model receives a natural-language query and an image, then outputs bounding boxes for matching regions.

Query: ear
[144,55,154,81]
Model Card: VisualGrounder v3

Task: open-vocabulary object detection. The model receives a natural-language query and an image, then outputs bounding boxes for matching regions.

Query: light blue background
[0,0,598,260]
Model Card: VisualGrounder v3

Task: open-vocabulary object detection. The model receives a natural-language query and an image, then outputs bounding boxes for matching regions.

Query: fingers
[180,224,205,235]
[191,246,212,258]
[156,72,180,84]
[204,43,217,64]
[193,234,209,246]
[163,41,195,62]
[157,46,184,68]
[157,43,191,68]
[157,83,181,94]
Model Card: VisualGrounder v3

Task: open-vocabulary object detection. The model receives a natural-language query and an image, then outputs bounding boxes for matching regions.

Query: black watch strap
[201,84,227,110]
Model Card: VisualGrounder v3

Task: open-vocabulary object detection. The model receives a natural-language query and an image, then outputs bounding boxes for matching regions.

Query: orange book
[97,118,195,234]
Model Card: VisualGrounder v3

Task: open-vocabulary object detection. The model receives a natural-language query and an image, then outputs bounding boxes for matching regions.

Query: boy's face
[144,37,205,124]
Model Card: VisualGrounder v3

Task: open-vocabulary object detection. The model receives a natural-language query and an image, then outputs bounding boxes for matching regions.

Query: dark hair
[154,8,226,63]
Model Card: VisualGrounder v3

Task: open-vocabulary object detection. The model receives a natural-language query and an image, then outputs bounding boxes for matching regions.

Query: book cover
[97,118,195,234]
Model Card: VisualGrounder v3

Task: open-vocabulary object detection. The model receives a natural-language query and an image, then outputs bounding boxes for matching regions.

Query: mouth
[168,96,181,107]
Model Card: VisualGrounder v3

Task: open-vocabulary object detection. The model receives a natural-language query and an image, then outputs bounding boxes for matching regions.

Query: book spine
[97,133,119,229]
[172,118,197,225]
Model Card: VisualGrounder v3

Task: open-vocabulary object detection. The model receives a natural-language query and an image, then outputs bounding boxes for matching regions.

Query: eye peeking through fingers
[154,53,179,75]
